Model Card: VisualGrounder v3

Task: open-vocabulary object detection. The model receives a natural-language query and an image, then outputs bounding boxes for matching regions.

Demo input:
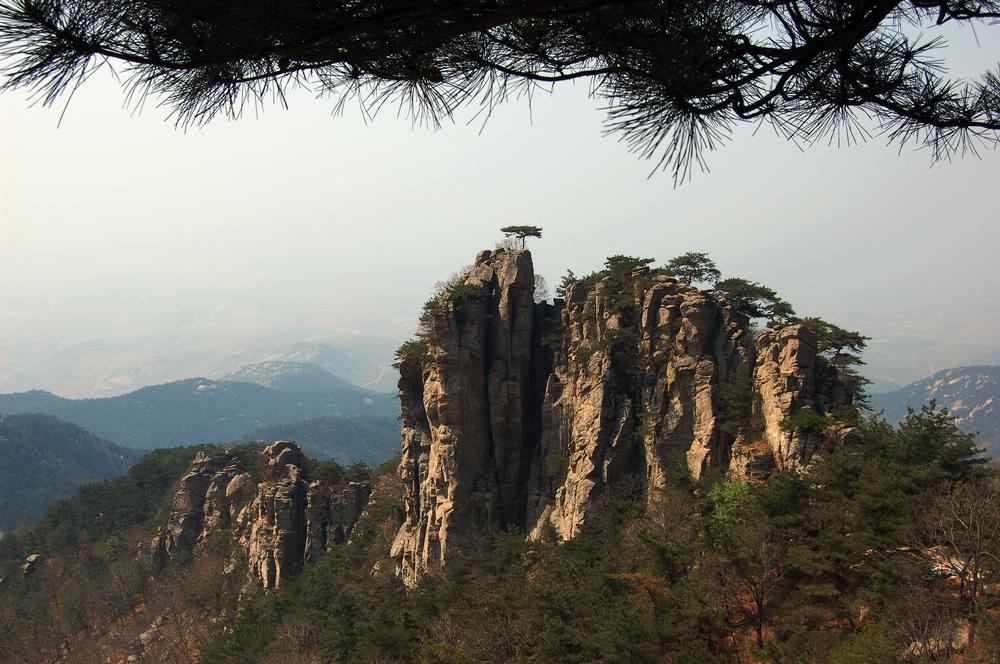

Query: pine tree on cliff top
[500,225,542,249]
[2,2,999,181]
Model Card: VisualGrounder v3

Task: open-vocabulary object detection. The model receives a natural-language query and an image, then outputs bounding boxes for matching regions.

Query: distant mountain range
[220,360,362,393]
[214,341,398,393]
[0,414,136,532]
[869,365,999,457]
[0,332,402,398]
[0,362,398,451]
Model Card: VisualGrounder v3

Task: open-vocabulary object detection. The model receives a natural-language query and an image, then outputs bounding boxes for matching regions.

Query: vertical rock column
[241,441,309,589]
[637,278,746,486]
[528,278,637,541]
[752,325,821,468]
[393,249,536,585]
[529,274,745,541]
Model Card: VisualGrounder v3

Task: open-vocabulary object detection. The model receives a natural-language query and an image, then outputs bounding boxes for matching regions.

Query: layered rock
[240,442,310,589]
[394,249,857,585]
[151,441,370,589]
[727,325,853,477]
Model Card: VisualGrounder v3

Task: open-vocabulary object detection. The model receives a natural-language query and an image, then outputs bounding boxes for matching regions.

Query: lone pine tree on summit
[2,2,999,180]
[500,225,542,249]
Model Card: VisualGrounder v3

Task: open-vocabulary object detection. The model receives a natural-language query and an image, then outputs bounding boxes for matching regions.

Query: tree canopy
[713,277,795,324]
[665,252,720,286]
[796,316,872,403]
[500,225,542,248]
[1,1,998,180]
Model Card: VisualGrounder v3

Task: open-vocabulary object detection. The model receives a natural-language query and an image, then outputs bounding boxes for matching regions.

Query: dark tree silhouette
[500,225,542,248]
[1,2,998,180]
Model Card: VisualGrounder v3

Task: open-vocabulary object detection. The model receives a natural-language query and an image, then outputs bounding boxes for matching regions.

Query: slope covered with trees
[0,414,136,533]
[244,415,402,466]
[0,378,397,450]
[871,366,1000,458]
[1,407,997,663]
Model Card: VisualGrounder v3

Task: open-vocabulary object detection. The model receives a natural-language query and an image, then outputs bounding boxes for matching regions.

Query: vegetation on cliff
[3,406,995,663]
[201,407,1000,664]
[0,444,391,663]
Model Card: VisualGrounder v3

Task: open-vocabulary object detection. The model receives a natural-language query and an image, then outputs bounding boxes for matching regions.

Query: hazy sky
[1,20,998,396]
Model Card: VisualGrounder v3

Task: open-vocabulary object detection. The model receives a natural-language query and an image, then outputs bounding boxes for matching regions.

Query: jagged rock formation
[529,272,748,542]
[151,452,249,566]
[738,325,851,474]
[394,249,855,585]
[151,441,370,589]
[392,249,542,582]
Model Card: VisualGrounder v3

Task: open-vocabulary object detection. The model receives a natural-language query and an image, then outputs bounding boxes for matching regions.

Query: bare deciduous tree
[919,475,1000,650]
[891,590,962,662]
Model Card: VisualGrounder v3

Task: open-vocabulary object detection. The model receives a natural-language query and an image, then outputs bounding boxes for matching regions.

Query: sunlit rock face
[529,273,747,542]
[392,249,856,586]
[392,249,542,583]
[151,441,370,590]
[392,249,850,584]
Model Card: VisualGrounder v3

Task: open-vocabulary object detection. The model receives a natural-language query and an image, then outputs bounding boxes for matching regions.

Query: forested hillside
[1,408,997,663]
[0,414,135,532]
[244,415,401,466]
[0,378,397,450]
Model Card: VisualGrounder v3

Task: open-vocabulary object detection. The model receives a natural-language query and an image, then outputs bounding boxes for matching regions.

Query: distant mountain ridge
[869,365,999,456]
[0,413,135,531]
[214,341,398,393]
[0,377,397,451]
[219,361,361,393]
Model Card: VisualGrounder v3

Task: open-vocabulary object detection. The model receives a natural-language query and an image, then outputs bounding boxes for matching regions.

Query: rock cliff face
[392,249,543,582]
[152,441,370,589]
[393,249,854,585]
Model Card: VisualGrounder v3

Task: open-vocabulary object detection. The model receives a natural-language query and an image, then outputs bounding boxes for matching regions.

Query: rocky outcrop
[394,249,857,585]
[151,452,248,567]
[528,273,746,541]
[392,248,542,582]
[727,325,852,477]
[151,441,370,589]
[240,442,309,589]
[304,480,371,563]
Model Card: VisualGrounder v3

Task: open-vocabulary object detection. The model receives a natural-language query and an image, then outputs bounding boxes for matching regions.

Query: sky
[1,18,998,397]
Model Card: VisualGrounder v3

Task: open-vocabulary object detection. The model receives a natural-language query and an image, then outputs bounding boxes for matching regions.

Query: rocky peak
[393,248,540,582]
[393,250,856,585]
[151,441,371,590]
